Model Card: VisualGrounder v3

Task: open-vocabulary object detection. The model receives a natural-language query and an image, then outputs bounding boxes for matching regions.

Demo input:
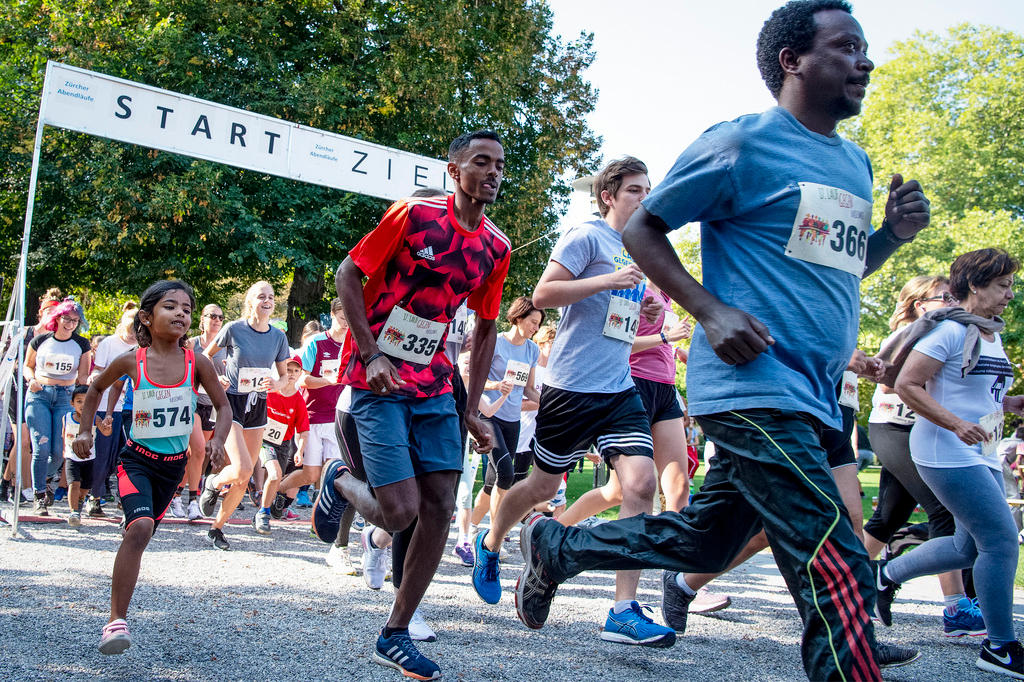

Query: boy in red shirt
[254,356,309,535]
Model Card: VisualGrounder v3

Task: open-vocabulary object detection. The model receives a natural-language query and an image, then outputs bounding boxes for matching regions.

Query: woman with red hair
[23,298,92,515]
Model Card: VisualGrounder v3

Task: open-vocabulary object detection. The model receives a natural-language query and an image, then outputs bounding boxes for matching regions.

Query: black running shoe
[876,642,920,669]
[270,493,286,520]
[199,477,219,518]
[208,527,230,551]
[515,513,561,630]
[0,478,11,502]
[662,570,697,634]
[977,639,1024,679]
[873,559,900,626]
[310,459,350,543]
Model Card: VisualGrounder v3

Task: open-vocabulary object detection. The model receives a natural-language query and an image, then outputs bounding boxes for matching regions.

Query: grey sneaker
[199,477,219,518]
[514,512,560,630]
[68,511,82,527]
[662,571,696,633]
[33,496,48,516]
[253,511,272,535]
[876,642,920,668]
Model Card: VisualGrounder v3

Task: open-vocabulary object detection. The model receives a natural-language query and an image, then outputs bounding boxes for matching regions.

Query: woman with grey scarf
[875,248,1024,678]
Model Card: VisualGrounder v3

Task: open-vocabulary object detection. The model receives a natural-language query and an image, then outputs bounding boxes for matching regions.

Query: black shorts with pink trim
[117,440,187,533]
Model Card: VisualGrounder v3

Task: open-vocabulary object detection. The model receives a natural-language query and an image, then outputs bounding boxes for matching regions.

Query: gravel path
[1,500,1020,681]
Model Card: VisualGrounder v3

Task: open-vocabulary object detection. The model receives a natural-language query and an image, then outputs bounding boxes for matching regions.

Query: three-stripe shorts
[532,385,654,475]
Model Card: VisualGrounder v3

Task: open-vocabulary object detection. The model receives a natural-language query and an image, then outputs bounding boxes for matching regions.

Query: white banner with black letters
[41,61,451,201]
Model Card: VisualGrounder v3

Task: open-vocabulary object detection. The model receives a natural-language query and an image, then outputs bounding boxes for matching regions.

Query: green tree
[0,0,600,342]
[842,24,1024,360]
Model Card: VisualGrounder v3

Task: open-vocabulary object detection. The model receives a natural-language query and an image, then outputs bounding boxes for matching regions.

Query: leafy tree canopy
[0,0,601,341]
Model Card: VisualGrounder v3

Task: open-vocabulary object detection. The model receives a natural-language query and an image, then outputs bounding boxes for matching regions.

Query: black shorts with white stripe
[532,385,654,475]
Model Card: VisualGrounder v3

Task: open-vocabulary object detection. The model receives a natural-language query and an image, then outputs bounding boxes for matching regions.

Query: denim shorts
[348,389,462,488]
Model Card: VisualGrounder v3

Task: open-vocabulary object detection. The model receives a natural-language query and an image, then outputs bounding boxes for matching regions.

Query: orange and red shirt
[341,193,511,398]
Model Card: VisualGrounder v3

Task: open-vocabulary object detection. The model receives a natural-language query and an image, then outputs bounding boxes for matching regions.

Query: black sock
[188,489,198,504]
[382,626,408,638]
[283,495,294,508]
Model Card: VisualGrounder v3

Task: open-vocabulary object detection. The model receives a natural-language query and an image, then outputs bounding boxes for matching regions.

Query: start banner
[41,61,452,201]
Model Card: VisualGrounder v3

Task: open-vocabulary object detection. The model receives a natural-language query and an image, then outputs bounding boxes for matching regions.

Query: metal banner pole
[11,62,52,536]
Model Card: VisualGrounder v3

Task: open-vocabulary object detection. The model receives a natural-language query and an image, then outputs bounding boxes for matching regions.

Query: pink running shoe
[283,509,301,521]
[99,619,131,655]
[689,587,732,614]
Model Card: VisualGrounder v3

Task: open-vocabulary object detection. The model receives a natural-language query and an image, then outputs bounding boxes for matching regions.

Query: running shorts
[633,376,684,426]
[304,422,339,467]
[226,392,267,430]
[533,386,654,475]
[116,439,187,533]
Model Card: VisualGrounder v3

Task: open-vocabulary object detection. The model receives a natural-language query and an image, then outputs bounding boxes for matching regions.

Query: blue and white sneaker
[374,628,441,680]
[310,459,349,543]
[472,529,501,604]
[295,488,313,508]
[944,597,986,637]
[600,601,676,648]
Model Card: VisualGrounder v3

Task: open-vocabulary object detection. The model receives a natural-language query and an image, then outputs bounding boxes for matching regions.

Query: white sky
[547,0,1024,229]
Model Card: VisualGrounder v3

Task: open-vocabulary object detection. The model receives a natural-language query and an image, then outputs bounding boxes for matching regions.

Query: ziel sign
[43,62,451,200]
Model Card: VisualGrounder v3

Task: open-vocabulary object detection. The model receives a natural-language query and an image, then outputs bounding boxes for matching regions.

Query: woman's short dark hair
[948,248,1020,302]
[134,279,196,348]
[505,296,544,326]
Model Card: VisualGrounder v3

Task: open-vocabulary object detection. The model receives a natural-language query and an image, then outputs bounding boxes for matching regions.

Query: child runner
[254,355,309,534]
[74,279,230,654]
[62,385,112,526]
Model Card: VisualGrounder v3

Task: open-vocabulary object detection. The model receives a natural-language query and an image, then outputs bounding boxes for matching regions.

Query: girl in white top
[88,305,137,513]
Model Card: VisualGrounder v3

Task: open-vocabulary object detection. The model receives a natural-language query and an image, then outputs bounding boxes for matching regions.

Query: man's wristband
[660,332,669,345]
[881,219,915,245]
[364,352,386,366]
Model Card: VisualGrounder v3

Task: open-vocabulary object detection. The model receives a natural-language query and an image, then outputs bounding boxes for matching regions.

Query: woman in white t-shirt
[88,305,137,515]
[880,249,1024,676]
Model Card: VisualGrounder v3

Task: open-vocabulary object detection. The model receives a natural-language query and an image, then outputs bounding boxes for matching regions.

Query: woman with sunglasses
[23,299,92,515]
[861,275,976,637]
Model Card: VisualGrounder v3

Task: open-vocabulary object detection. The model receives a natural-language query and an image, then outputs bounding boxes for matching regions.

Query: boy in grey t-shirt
[471,156,674,647]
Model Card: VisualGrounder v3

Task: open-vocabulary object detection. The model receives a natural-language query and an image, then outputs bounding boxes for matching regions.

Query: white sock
[943,593,966,611]
[675,573,698,596]
[458,533,469,545]
[612,600,634,614]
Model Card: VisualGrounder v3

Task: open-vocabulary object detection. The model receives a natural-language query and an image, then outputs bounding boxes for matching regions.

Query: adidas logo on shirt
[416,246,435,261]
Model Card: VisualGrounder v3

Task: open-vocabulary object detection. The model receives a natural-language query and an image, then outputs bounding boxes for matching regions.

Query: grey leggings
[886,463,1018,644]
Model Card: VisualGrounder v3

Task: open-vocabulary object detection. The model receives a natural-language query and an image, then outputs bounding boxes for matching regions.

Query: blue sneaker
[600,601,676,648]
[310,460,349,543]
[472,529,501,604]
[54,487,67,502]
[374,628,441,680]
[944,597,986,637]
[295,488,313,508]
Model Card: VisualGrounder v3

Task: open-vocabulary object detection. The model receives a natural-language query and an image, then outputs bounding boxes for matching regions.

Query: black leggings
[513,449,533,484]
[863,421,956,542]
[481,416,520,495]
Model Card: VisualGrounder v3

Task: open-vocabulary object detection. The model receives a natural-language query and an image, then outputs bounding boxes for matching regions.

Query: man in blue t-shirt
[471,156,675,648]
[515,2,931,680]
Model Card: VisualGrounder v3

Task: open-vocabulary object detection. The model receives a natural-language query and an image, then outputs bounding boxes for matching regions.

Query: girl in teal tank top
[72,279,232,657]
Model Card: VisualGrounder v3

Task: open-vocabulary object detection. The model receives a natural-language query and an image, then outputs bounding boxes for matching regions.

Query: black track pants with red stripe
[534,409,881,682]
